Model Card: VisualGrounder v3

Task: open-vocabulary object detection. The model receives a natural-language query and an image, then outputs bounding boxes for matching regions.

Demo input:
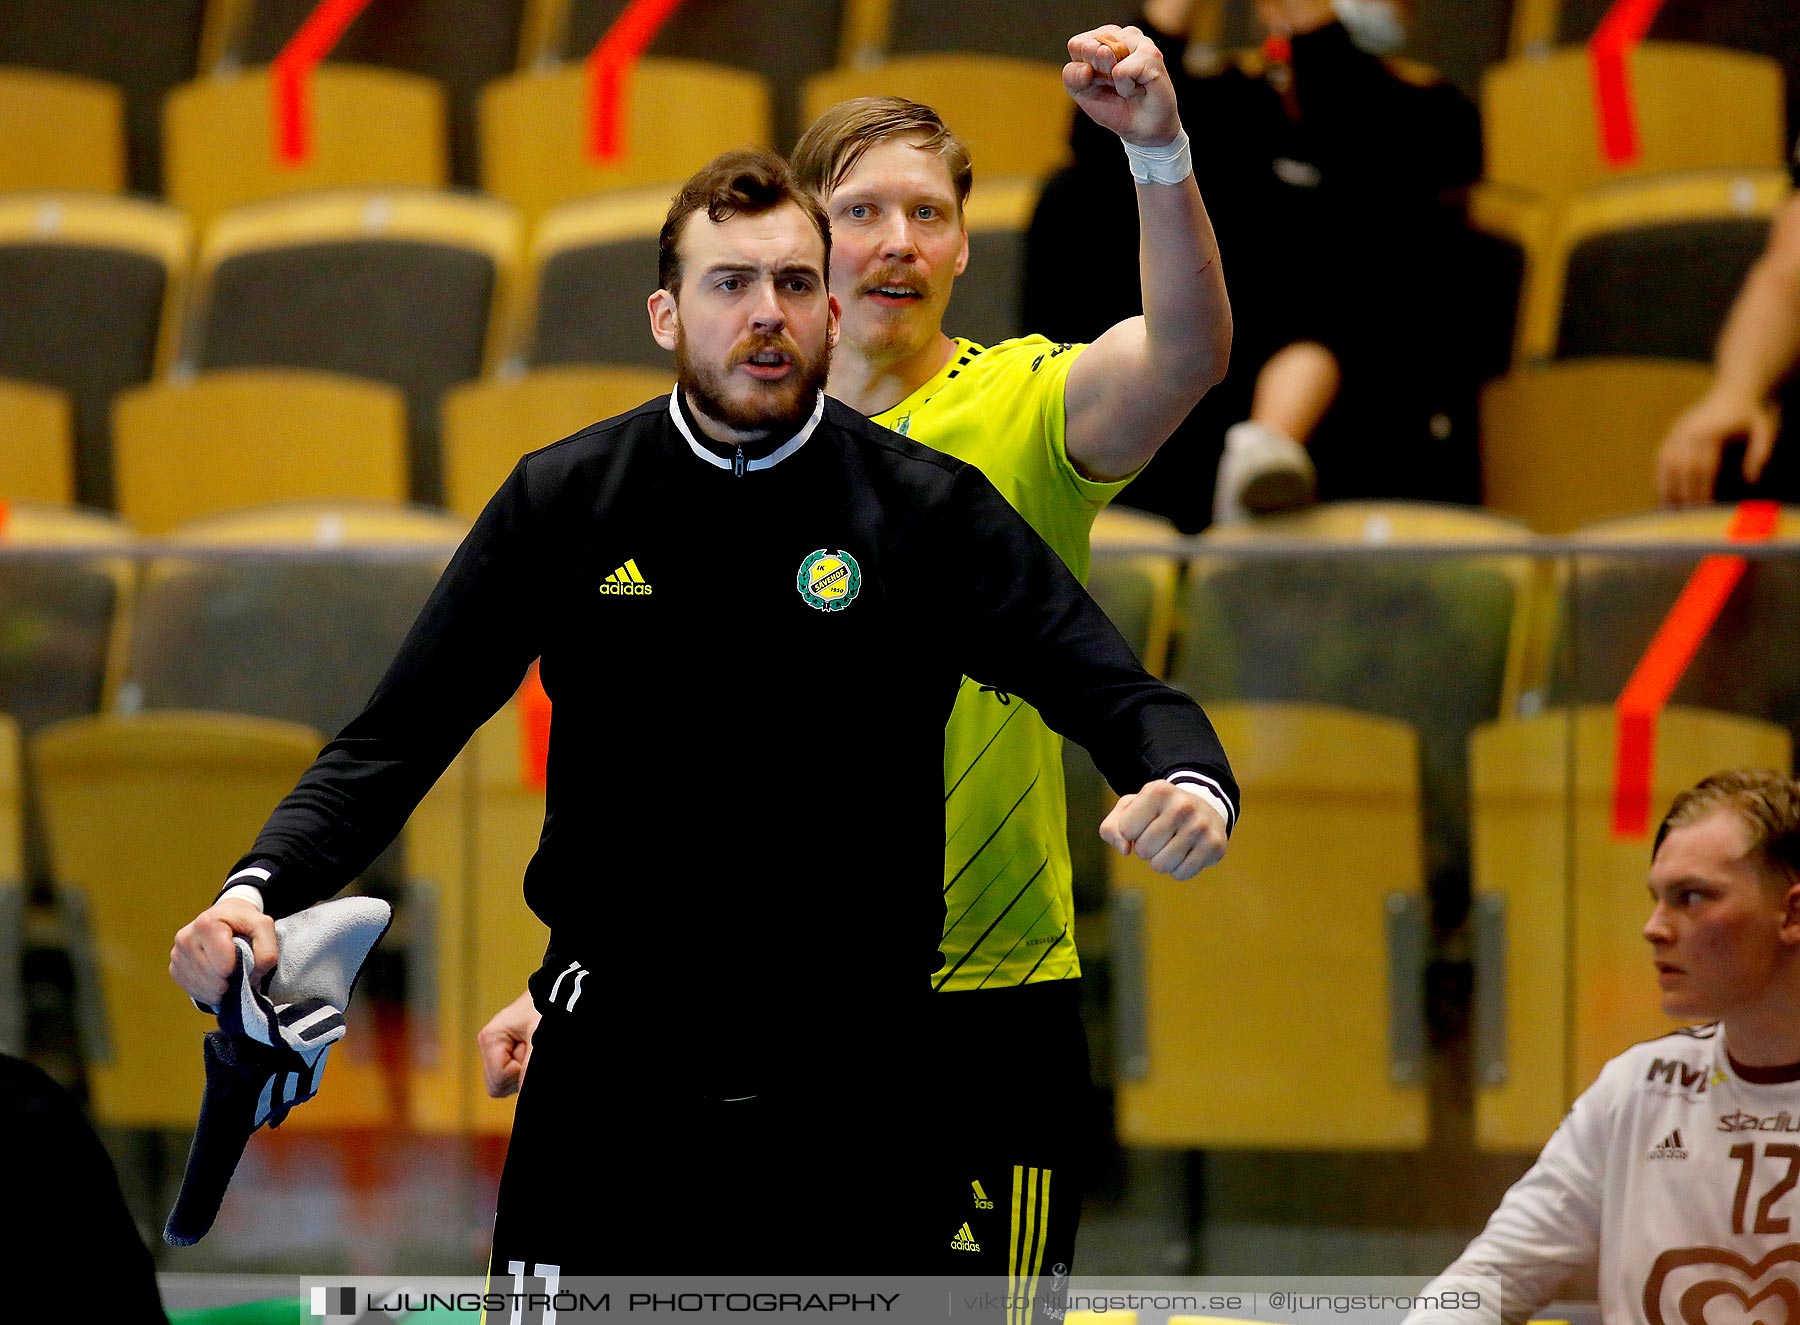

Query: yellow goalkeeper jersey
[871,335,1134,990]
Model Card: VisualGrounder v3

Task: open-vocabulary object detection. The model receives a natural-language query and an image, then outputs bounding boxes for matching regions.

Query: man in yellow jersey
[478,23,1231,1304]
[784,25,1231,1308]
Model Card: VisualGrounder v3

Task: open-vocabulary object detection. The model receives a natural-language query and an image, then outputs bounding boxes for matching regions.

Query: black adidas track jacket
[230,391,1237,1087]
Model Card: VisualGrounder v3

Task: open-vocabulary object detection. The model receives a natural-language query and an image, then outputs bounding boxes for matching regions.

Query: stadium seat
[0,502,134,736]
[407,687,550,1136]
[1470,705,1791,1150]
[0,715,21,1054]
[0,195,189,508]
[0,0,207,193]
[1507,0,1557,52]
[33,711,393,1129]
[1113,702,1429,1148]
[1482,44,1785,202]
[1065,506,1183,912]
[164,65,449,230]
[0,66,124,193]
[442,365,672,521]
[1552,1,1800,155]
[0,507,132,1036]
[217,0,531,186]
[802,55,1074,183]
[1467,182,1552,368]
[478,60,773,221]
[1064,507,1183,1083]
[1479,358,1717,531]
[1521,170,1790,364]
[0,378,75,506]
[551,0,847,148]
[180,190,522,505]
[118,501,467,738]
[522,187,675,370]
[1537,506,1800,746]
[1181,504,1537,908]
[881,0,1119,64]
[944,176,1041,350]
[113,369,408,534]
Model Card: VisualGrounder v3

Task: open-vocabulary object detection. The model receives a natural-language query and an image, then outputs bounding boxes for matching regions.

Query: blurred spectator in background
[1025,0,1493,529]
[1657,192,1800,507]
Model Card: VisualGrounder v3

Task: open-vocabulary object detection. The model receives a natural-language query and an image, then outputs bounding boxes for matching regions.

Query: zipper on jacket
[733,445,746,478]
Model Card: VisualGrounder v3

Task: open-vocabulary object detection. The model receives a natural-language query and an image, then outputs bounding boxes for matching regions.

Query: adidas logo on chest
[598,558,653,596]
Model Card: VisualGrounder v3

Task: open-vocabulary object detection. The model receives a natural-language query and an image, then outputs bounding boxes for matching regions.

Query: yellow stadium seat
[1185,504,1539,913]
[542,0,847,149]
[0,714,21,1053]
[1482,43,1785,202]
[1518,169,1789,364]
[946,175,1042,349]
[1067,506,1183,923]
[521,187,673,370]
[164,65,449,229]
[113,370,408,535]
[164,500,467,548]
[803,55,1073,182]
[1089,505,1183,678]
[0,66,125,193]
[1067,1314,1135,1325]
[1114,702,1429,1149]
[478,60,773,221]
[407,688,550,1135]
[1479,358,1717,531]
[1468,182,1554,368]
[1470,706,1790,1150]
[0,503,136,737]
[118,501,465,742]
[442,365,672,520]
[0,195,190,507]
[214,0,534,188]
[0,378,74,506]
[182,189,523,504]
[1531,505,1800,740]
[33,711,394,1129]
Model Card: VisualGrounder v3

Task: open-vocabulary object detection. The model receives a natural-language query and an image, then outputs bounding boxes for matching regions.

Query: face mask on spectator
[1333,0,1407,54]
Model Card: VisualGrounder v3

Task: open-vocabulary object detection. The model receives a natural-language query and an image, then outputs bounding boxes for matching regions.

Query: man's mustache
[730,334,804,366]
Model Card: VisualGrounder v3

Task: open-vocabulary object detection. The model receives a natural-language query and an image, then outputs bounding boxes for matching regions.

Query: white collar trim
[667,388,824,473]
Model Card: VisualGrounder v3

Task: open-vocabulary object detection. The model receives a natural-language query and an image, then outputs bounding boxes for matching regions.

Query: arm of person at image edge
[936,449,1237,871]
[1401,1060,1619,1325]
[1058,23,1233,483]
[1657,194,1800,506]
[169,462,547,1007]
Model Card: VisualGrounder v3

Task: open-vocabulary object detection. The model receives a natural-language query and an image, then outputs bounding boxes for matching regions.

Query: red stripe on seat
[1587,0,1667,168]
[585,0,686,161]
[272,0,376,165]
[1611,501,1779,837]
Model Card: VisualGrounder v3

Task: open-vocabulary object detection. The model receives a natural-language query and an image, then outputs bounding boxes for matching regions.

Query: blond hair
[792,96,974,214]
[1655,768,1800,892]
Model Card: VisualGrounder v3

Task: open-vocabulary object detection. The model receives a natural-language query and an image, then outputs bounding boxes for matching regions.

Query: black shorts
[489,986,935,1276]
[926,979,1092,1321]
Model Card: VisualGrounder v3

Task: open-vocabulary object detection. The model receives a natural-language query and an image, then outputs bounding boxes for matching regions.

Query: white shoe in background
[1213,420,1317,525]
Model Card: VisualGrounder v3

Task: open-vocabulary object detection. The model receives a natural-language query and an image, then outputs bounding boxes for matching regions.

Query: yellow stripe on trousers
[1008,1165,1052,1325]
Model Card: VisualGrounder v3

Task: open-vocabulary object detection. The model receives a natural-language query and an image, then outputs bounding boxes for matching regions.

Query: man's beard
[676,328,831,435]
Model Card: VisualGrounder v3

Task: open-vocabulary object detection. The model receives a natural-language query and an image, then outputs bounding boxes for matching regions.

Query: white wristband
[1123,129,1192,186]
